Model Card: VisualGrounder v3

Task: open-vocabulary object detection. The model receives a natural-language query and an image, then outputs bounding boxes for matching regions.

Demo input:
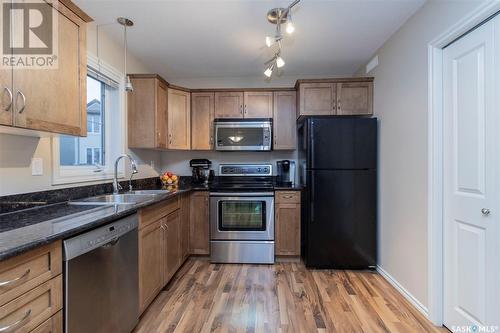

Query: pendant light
[117,17,134,92]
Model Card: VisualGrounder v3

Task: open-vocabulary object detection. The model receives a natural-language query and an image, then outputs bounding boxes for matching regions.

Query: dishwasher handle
[101,237,120,249]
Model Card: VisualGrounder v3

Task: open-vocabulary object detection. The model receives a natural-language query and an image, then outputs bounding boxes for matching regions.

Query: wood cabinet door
[180,194,190,261]
[298,83,336,116]
[243,91,273,118]
[0,67,12,126]
[163,210,181,284]
[191,92,214,150]
[273,91,296,150]
[13,2,87,136]
[156,80,168,148]
[336,81,373,115]
[138,220,163,313]
[275,202,301,256]
[214,92,243,118]
[128,78,156,148]
[189,192,210,255]
[168,88,191,149]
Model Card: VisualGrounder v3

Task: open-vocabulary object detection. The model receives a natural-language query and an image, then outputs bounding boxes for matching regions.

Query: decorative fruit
[167,172,173,177]
[160,171,178,185]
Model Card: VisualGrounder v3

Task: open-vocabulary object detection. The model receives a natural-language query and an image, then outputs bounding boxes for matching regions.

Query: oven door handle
[210,192,275,197]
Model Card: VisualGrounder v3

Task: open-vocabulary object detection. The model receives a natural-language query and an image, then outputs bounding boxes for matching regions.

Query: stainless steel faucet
[113,154,138,194]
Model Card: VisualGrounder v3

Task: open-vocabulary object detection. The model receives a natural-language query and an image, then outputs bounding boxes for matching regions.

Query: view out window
[60,76,105,166]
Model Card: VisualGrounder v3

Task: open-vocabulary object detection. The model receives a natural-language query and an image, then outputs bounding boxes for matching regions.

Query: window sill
[52,172,125,186]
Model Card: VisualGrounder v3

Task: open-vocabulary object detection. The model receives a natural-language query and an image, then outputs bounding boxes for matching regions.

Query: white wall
[160,150,296,176]
[355,0,486,310]
[0,22,159,196]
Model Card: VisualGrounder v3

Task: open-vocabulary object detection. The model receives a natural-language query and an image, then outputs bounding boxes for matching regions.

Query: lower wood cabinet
[31,310,62,333]
[138,195,189,313]
[275,191,301,256]
[138,219,164,313]
[189,191,210,255]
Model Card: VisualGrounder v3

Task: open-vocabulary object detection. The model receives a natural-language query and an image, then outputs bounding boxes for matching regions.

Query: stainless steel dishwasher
[63,213,139,333]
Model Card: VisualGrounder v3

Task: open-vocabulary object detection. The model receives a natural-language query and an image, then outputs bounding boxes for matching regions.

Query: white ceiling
[75,0,425,80]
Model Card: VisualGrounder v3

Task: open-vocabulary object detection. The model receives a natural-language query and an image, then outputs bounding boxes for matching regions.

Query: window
[60,76,105,167]
[52,57,125,185]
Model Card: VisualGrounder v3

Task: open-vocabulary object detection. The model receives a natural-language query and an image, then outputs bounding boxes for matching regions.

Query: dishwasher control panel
[63,213,138,260]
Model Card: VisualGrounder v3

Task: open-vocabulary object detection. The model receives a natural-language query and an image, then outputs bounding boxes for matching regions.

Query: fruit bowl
[160,171,179,186]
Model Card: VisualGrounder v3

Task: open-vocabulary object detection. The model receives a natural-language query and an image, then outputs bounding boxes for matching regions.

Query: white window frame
[51,54,127,185]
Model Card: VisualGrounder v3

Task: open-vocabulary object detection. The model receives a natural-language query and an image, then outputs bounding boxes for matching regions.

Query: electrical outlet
[31,158,43,176]
[150,160,155,169]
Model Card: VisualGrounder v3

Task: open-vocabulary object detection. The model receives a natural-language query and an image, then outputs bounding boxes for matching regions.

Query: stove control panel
[219,164,272,176]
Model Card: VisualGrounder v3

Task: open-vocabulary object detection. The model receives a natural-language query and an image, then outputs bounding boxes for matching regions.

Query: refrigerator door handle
[310,172,315,222]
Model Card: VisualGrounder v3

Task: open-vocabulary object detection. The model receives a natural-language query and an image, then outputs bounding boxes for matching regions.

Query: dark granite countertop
[0,184,196,261]
[0,177,300,261]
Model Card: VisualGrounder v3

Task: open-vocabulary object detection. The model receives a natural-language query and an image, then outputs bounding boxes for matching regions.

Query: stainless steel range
[210,164,275,264]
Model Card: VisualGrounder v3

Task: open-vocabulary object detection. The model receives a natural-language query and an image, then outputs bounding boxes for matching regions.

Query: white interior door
[443,16,500,329]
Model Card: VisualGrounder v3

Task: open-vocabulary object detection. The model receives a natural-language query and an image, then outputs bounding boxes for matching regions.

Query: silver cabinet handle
[282,195,293,199]
[16,91,26,114]
[481,208,491,216]
[0,269,30,288]
[2,87,13,112]
[0,309,31,332]
[160,224,166,231]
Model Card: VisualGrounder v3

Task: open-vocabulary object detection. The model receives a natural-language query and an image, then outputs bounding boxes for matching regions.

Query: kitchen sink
[69,194,156,206]
[128,190,171,195]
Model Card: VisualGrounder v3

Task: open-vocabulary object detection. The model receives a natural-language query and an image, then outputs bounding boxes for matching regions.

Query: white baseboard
[377,265,429,317]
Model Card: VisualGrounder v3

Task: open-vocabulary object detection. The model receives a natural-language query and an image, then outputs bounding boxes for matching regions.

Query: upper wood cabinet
[191,92,214,150]
[273,91,296,150]
[297,79,373,117]
[243,91,273,118]
[214,92,243,118]
[167,88,191,149]
[298,82,336,116]
[0,0,91,135]
[336,81,373,115]
[128,75,168,149]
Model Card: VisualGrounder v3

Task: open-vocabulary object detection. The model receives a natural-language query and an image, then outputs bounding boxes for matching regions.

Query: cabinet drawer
[0,242,62,307]
[0,275,62,333]
[140,197,180,229]
[30,311,62,333]
[275,191,300,204]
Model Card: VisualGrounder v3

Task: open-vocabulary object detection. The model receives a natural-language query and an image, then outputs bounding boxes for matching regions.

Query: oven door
[210,193,274,240]
[214,120,272,151]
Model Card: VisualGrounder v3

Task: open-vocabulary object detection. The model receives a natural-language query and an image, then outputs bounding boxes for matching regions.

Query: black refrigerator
[298,117,377,269]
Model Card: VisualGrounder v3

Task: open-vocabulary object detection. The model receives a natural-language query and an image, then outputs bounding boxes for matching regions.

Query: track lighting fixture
[263,0,300,78]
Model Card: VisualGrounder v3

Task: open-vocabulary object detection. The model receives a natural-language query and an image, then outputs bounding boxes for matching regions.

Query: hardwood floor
[134,259,446,333]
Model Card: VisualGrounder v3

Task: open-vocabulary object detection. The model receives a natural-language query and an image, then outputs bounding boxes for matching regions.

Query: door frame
[427,2,500,326]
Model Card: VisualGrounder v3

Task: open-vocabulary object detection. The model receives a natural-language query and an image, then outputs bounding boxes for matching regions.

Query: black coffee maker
[276,160,296,186]
[190,159,213,184]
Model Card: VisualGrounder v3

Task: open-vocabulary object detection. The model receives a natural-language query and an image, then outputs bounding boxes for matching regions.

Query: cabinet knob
[481,208,491,216]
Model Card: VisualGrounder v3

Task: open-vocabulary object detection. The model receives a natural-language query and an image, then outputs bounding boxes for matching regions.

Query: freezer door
[309,117,377,170]
[305,169,376,268]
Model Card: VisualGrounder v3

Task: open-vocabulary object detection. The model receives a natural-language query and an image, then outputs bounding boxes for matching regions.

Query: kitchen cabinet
[128,75,168,149]
[168,88,191,149]
[138,219,163,312]
[336,81,373,115]
[298,82,336,116]
[191,92,215,150]
[275,191,301,256]
[163,210,181,284]
[0,0,91,136]
[243,91,273,118]
[189,191,210,255]
[0,241,62,332]
[297,78,374,117]
[273,91,296,150]
[214,92,243,118]
[180,193,190,261]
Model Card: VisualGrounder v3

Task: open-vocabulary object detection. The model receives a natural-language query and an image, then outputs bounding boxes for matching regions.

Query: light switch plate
[31,157,43,176]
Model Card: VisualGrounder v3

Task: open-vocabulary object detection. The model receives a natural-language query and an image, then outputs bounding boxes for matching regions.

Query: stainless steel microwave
[214,119,272,151]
